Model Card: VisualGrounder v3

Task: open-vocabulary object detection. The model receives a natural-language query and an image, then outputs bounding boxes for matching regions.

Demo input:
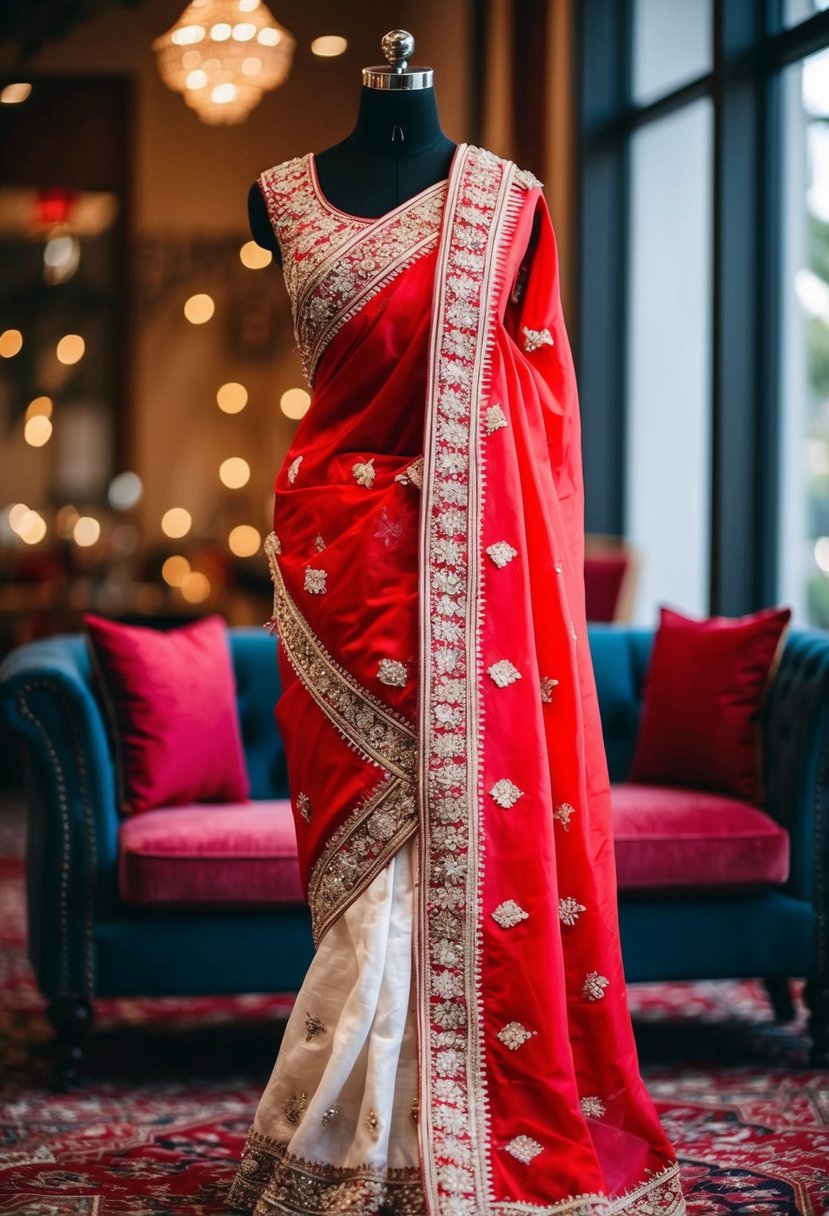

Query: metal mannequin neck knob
[362,28,434,91]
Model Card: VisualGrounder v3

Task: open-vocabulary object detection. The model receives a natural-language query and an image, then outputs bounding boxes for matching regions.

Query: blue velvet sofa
[1,622,827,1083]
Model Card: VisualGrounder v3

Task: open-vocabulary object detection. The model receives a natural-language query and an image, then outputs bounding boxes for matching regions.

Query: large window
[779,46,829,626]
[577,0,829,627]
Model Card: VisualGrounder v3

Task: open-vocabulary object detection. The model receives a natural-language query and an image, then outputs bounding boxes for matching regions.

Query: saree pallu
[227,143,686,1216]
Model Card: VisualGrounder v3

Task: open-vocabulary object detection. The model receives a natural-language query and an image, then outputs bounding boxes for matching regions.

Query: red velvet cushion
[84,612,250,815]
[612,783,790,890]
[628,603,791,805]
[118,800,303,905]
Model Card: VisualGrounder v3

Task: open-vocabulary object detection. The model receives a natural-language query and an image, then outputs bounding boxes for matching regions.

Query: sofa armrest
[763,627,829,972]
[0,635,122,1000]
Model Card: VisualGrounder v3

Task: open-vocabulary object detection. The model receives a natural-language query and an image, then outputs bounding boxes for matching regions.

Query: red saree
[227,142,686,1216]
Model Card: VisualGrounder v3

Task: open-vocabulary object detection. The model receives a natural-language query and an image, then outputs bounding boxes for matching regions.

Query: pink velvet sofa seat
[118,801,305,907]
[118,784,791,910]
[612,782,790,891]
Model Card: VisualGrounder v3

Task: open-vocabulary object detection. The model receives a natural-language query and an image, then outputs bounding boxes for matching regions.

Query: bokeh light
[24,416,52,446]
[161,507,192,538]
[280,387,311,419]
[219,456,250,488]
[217,382,248,413]
[56,333,85,364]
[184,293,215,324]
[228,524,261,556]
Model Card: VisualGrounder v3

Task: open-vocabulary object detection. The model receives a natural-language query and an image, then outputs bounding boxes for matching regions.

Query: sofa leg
[803,977,829,1067]
[46,998,93,1090]
[762,977,795,1022]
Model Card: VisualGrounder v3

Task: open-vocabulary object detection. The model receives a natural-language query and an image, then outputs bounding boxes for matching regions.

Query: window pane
[632,0,711,106]
[784,0,829,29]
[778,47,829,626]
[625,100,713,623]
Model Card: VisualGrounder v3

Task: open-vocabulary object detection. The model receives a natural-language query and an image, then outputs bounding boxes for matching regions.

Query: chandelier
[152,0,295,125]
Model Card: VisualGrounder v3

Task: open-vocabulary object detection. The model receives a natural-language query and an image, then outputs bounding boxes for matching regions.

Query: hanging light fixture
[152,0,295,125]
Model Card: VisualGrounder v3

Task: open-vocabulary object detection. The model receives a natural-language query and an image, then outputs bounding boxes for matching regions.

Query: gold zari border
[226,1123,425,1215]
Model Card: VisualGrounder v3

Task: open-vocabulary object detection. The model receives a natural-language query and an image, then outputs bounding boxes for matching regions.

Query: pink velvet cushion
[628,603,791,805]
[84,612,250,815]
[612,782,790,891]
[118,800,304,906]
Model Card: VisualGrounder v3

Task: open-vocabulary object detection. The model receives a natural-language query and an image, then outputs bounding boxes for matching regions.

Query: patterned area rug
[0,804,827,1215]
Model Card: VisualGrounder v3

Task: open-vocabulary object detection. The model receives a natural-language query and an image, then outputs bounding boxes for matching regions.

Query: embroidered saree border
[307,773,418,947]
[414,145,686,1216]
[263,530,415,779]
[263,530,419,946]
[415,140,519,1215]
[227,1123,424,1215]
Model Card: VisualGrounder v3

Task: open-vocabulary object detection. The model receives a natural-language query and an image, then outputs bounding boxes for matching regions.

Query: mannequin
[248,30,456,265]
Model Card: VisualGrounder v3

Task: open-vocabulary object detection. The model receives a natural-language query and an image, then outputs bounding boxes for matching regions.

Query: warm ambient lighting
[184,293,215,324]
[228,524,261,557]
[56,333,85,364]
[161,507,192,538]
[0,329,23,358]
[180,570,211,602]
[8,503,30,533]
[280,387,311,419]
[153,0,295,125]
[219,456,250,488]
[74,516,101,547]
[162,554,191,586]
[240,240,272,269]
[217,381,248,413]
[1,83,32,104]
[25,396,52,420]
[17,510,47,544]
[24,416,52,447]
[310,35,348,57]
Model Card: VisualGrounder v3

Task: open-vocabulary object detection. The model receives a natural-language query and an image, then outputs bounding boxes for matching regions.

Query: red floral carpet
[0,805,827,1215]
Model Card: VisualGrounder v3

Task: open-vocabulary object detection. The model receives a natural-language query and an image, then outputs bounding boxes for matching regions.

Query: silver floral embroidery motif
[540,675,559,702]
[296,791,312,823]
[304,567,327,594]
[321,1107,338,1125]
[504,1135,544,1164]
[522,325,555,352]
[496,1021,537,1051]
[352,457,376,487]
[313,532,326,551]
[580,1095,606,1118]
[366,1109,379,1131]
[487,659,521,687]
[583,971,610,1001]
[485,403,508,433]
[491,900,529,929]
[486,541,518,568]
[287,455,303,484]
[394,455,424,488]
[489,778,524,808]
[305,1011,325,1040]
[554,801,575,830]
[378,658,407,688]
[559,896,586,926]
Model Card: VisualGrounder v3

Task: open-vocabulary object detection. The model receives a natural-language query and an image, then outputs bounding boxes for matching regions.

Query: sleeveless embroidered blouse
[257,154,449,387]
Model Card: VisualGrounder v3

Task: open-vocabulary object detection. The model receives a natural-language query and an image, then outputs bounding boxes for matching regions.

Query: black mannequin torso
[248,85,457,266]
